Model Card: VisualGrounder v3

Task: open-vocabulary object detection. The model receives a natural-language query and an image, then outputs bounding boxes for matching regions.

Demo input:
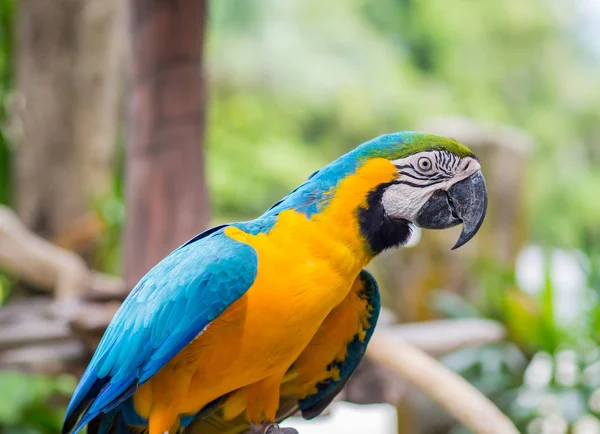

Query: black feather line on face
[358,182,412,255]
[395,161,449,182]
[399,170,448,182]
[445,152,451,165]
[437,153,455,175]
[438,165,453,176]
[393,178,446,188]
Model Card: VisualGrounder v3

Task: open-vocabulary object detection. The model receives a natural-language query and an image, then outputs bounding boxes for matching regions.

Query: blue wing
[298,269,381,419]
[63,226,258,433]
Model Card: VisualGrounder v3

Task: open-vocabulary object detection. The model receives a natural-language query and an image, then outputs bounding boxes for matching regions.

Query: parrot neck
[307,157,408,259]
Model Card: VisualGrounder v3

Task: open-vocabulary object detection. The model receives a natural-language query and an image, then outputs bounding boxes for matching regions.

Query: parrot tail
[87,413,131,434]
[85,399,158,434]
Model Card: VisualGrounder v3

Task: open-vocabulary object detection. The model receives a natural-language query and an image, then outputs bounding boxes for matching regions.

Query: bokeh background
[1,1,600,433]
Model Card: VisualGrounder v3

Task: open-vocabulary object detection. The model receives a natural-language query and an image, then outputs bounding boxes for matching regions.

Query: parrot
[62,132,488,434]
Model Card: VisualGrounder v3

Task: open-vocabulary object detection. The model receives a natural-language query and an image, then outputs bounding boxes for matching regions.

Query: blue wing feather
[298,269,381,419]
[63,225,259,433]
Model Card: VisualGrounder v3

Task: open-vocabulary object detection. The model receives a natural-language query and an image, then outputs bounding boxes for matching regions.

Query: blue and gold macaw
[63,132,487,434]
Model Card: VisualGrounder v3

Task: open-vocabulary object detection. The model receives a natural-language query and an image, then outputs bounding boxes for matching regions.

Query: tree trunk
[124,0,210,288]
[12,0,124,241]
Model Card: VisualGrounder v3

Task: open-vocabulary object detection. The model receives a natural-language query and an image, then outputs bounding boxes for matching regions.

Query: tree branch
[366,331,519,434]
[0,205,127,300]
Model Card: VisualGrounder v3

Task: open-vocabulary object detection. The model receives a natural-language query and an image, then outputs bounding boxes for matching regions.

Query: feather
[63,225,260,433]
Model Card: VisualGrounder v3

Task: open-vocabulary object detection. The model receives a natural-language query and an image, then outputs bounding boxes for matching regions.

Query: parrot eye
[418,157,433,171]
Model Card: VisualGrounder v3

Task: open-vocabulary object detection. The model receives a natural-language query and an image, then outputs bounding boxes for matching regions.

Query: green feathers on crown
[355,132,475,162]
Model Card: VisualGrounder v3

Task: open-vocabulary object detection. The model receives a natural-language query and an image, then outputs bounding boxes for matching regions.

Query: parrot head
[354,132,488,252]
[264,131,488,254]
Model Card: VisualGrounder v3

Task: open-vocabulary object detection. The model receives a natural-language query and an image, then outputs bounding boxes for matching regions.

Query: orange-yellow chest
[220,157,399,363]
[224,214,364,364]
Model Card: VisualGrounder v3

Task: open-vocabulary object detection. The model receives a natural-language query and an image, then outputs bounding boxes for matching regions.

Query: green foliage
[207,91,330,217]
[0,0,13,206]
[93,137,126,275]
[0,0,13,305]
[207,0,600,251]
[434,243,600,431]
[0,270,14,306]
[441,342,528,422]
[0,372,76,434]
[448,346,600,433]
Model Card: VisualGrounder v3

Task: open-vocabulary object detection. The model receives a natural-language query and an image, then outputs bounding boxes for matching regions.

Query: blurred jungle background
[1,0,600,433]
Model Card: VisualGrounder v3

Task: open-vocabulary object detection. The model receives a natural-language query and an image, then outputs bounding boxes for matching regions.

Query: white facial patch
[382,182,433,221]
[382,151,481,222]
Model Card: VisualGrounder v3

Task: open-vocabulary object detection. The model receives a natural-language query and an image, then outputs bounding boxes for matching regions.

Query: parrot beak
[414,170,488,250]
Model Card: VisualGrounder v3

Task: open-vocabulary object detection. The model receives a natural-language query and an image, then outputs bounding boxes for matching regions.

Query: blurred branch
[0,205,88,299]
[0,205,127,300]
[366,331,519,434]
[346,318,506,406]
[0,318,70,351]
[382,318,506,356]
[0,205,126,371]
[0,341,84,371]
[0,296,121,371]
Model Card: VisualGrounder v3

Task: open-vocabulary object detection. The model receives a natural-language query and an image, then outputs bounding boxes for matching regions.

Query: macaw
[63,132,487,434]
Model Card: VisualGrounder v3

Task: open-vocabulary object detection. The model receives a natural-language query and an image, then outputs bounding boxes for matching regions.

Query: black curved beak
[414,171,488,250]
